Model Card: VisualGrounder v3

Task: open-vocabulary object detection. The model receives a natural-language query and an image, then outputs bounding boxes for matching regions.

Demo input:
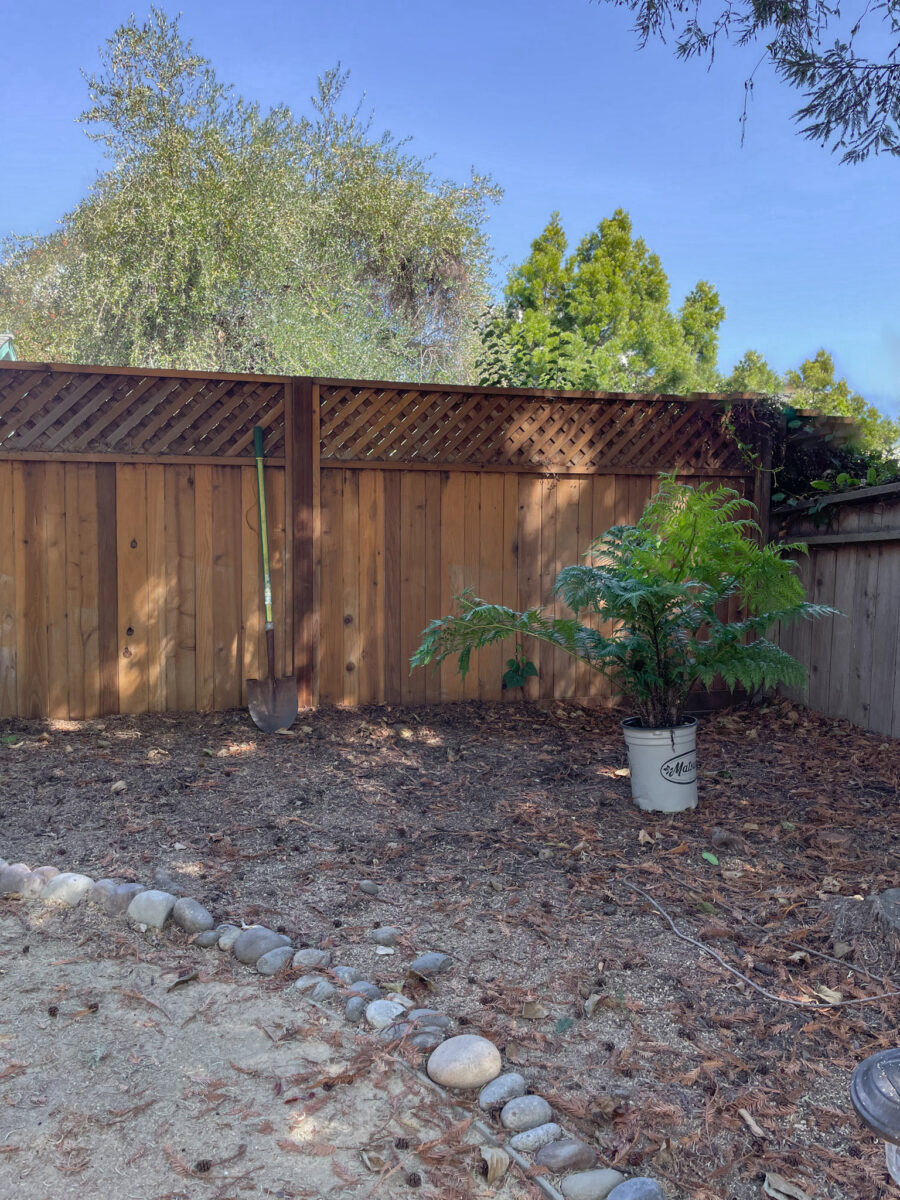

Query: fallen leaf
[480,1146,509,1184]
[521,1001,549,1020]
[360,1150,387,1171]
[584,993,604,1017]
[110,780,127,794]
[638,829,654,847]
[701,851,719,866]
[504,1040,528,1064]
[814,984,843,1004]
[737,1107,766,1138]
[762,1172,811,1200]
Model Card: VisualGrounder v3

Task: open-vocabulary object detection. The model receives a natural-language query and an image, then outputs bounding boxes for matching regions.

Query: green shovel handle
[253,426,274,628]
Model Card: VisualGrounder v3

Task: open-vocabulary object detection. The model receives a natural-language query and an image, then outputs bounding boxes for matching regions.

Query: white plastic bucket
[621,717,698,813]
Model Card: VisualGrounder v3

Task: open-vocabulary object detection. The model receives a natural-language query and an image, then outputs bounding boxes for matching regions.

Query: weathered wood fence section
[0,361,757,719]
[776,482,900,737]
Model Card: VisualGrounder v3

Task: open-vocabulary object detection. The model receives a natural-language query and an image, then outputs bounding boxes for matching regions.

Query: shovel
[246,425,298,733]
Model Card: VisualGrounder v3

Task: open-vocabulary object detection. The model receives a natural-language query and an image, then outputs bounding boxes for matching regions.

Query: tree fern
[411,475,838,727]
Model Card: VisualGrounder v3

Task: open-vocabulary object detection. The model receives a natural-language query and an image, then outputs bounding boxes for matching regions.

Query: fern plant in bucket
[412,476,835,812]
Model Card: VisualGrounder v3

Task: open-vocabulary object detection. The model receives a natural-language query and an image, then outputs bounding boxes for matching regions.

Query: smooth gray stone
[508,1123,563,1153]
[345,980,382,1001]
[359,880,379,895]
[561,1170,626,1200]
[0,864,31,894]
[501,1095,553,1132]
[87,879,119,905]
[310,980,336,1002]
[17,872,47,900]
[232,926,291,965]
[0,858,7,871]
[409,1009,451,1029]
[479,1072,527,1110]
[606,1181,666,1200]
[103,882,146,915]
[373,926,399,946]
[173,897,215,934]
[427,1035,502,1090]
[293,973,324,992]
[875,888,900,935]
[409,952,452,977]
[216,924,242,951]
[536,1139,598,1173]
[332,965,365,985]
[344,996,367,1022]
[194,930,220,949]
[410,1029,444,1052]
[127,889,177,929]
[292,948,331,969]
[41,872,94,906]
[257,945,296,975]
[33,866,60,883]
[365,999,407,1029]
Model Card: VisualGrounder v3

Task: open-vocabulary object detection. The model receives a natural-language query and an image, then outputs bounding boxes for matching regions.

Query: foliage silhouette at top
[477,210,725,393]
[0,8,498,381]
[595,0,900,163]
[412,476,835,728]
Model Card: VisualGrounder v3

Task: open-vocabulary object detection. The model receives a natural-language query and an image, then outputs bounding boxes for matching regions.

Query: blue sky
[2,0,898,418]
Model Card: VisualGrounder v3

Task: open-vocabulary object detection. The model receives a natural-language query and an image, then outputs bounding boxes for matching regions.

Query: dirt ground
[2,696,899,1200]
[0,904,537,1200]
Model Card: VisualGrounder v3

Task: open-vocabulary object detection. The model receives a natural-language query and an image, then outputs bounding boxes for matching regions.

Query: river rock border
[0,852,666,1200]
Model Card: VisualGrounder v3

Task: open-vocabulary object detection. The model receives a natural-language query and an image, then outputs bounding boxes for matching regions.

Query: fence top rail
[774,479,900,517]
[0,359,293,385]
[312,375,759,404]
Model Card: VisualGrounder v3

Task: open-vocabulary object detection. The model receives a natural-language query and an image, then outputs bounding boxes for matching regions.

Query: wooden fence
[776,482,900,737]
[0,361,760,719]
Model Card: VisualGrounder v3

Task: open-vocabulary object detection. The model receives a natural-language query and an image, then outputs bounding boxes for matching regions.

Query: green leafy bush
[412,476,835,728]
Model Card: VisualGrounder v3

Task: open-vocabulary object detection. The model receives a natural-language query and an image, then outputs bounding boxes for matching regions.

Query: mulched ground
[2,696,899,1200]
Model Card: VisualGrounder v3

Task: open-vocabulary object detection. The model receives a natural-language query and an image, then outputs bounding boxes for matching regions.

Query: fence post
[288,377,319,707]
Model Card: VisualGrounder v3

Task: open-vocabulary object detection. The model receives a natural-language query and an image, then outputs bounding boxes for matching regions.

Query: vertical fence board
[477,474,505,702]
[401,471,426,706]
[423,472,442,705]
[318,469,343,704]
[18,463,49,718]
[44,461,68,718]
[538,477,558,700]
[870,537,900,736]
[383,471,402,704]
[341,468,361,706]
[146,464,168,712]
[95,464,119,715]
[555,477,581,698]
[500,473,519,703]
[212,467,243,711]
[64,464,100,719]
[438,472,466,703]
[193,466,215,712]
[358,470,385,705]
[166,466,196,712]
[461,473,481,702]
[268,467,288,681]
[241,465,263,703]
[116,464,150,715]
[0,463,16,716]
[517,475,543,702]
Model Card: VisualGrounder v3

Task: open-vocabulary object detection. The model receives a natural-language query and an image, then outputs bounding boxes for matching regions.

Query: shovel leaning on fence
[246,426,298,733]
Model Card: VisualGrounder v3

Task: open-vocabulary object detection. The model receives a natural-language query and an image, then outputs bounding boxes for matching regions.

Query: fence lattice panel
[0,366,287,458]
[318,382,745,471]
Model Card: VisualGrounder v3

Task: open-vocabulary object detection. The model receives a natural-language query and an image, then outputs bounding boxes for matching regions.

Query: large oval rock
[0,863,31,894]
[216,924,242,951]
[232,926,291,965]
[508,1123,563,1153]
[173,897,215,933]
[41,872,94,906]
[256,945,296,975]
[501,1094,553,1132]
[426,1035,501,1090]
[293,948,331,969]
[409,951,452,977]
[536,1139,598,1173]
[104,882,147,915]
[365,999,407,1029]
[561,1169,626,1200]
[194,930,220,949]
[332,965,365,985]
[19,872,49,900]
[479,1072,527,1110]
[606,1180,666,1200]
[409,1009,451,1029]
[127,889,177,930]
[87,879,119,906]
[33,866,60,883]
[346,980,382,1001]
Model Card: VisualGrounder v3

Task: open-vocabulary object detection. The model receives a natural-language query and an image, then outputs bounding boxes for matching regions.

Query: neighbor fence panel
[0,362,760,719]
[776,482,900,736]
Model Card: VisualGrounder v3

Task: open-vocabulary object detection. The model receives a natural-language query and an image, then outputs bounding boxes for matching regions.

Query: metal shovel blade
[246,676,298,734]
